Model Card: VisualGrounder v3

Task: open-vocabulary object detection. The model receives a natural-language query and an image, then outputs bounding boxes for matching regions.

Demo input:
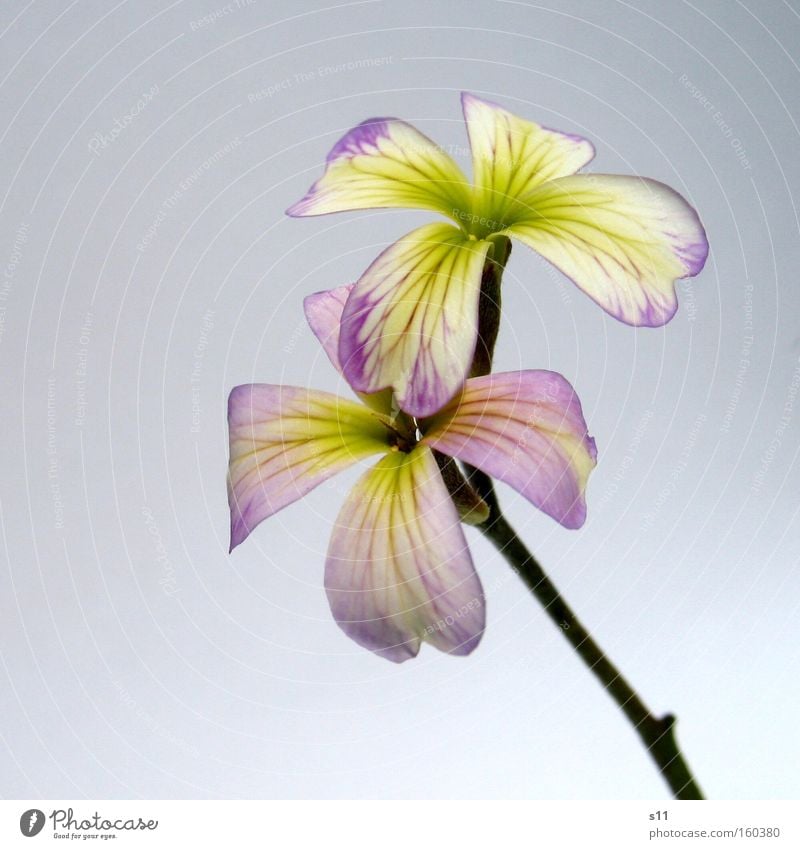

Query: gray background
[1,0,798,799]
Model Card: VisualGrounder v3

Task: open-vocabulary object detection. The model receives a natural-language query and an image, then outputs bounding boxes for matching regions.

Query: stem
[468,466,704,800]
[469,235,512,378]
[462,248,705,799]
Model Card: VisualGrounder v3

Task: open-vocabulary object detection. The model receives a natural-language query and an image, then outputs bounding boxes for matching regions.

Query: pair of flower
[227,93,708,662]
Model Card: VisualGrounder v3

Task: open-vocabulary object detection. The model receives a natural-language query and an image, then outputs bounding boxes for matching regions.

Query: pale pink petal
[325,446,485,662]
[227,384,388,550]
[303,284,355,375]
[304,284,394,415]
[423,371,597,529]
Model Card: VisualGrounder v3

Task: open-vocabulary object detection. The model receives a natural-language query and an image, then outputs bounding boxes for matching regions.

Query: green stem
[465,467,704,800]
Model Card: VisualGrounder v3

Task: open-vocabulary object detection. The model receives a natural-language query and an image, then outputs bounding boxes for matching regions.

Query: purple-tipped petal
[423,371,597,529]
[303,284,395,416]
[287,117,471,219]
[506,174,709,326]
[325,446,485,662]
[339,222,492,418]
[227,384,388,550]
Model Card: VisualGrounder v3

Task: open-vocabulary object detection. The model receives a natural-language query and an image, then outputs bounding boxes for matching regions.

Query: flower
[288,92,709,418]
[227,284,597,662]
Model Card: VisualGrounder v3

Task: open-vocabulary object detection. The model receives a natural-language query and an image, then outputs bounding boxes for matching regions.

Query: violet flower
[227,284,596,662]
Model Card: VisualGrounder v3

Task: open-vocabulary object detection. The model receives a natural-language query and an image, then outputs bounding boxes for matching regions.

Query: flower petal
[227,384,388,550]
[325,446,485,662]
[287,117,471,219]
[339,222,493,418]
[304,284,394,415]
[461,92,595,228]
[423,371,597,529]
[303,284,355,375]
[505,174,708,326]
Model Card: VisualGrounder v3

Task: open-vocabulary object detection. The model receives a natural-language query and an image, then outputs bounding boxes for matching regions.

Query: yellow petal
[505,174,708,326]
[288,118,471,220]
[339,223,493,417]
[462,92,595,232]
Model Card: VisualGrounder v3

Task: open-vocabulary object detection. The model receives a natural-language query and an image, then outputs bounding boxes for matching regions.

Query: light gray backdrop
[1,0,798,799]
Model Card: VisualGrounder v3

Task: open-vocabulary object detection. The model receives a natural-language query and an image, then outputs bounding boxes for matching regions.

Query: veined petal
[303,284,394,415]
[227,384,389,550]
[287,118,471,219]
[461,92,595,228]
[339,222,493,418]
[325,446,485,662]
[506,174,708,326]
[423,371,597,529]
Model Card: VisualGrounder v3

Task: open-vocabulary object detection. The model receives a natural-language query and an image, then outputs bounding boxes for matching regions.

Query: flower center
[451,204,509,240]
[388,432,414,453]
[383,398,419,453]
